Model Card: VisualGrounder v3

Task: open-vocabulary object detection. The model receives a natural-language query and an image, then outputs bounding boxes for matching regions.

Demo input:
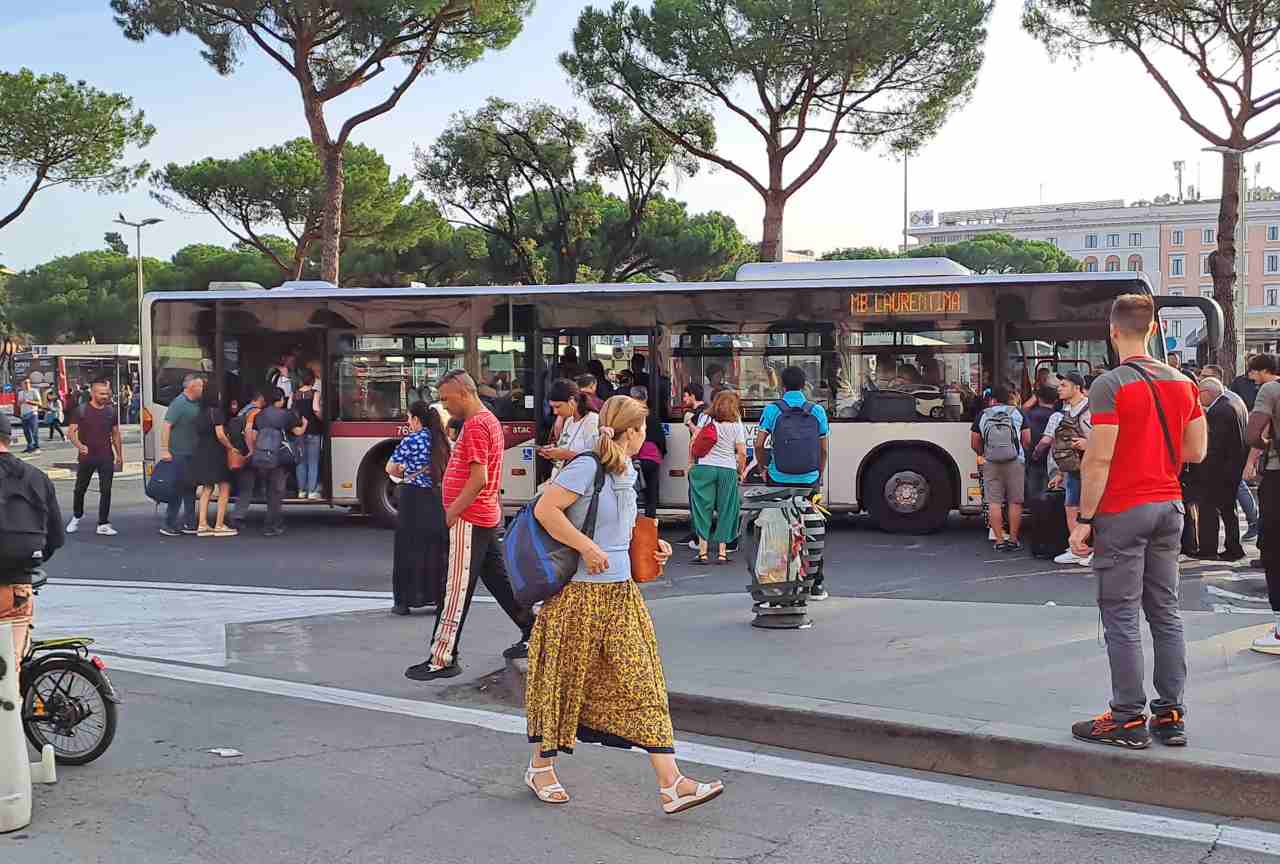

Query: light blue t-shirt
[553,454,637,583]
[977,405,1025,464]
[759,391,830,485]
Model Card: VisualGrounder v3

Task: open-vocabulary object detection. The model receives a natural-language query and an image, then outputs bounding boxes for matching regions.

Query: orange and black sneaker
[1149,709,1187,746]
[1071,711,1152,749]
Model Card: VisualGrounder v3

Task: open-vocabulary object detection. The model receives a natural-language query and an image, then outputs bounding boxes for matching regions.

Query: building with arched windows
[908,197,1280,357]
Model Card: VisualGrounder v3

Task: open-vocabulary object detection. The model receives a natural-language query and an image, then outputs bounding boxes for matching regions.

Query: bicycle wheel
[22,656,118,766]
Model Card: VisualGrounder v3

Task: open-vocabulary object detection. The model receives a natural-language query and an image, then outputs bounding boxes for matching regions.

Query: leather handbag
[629,515,663,583]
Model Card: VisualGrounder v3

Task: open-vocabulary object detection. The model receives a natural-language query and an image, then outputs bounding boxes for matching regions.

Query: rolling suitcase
[1030,488,1069,560]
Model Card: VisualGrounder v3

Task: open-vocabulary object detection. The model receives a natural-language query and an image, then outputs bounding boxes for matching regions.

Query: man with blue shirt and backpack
[755,366,830,599]
[972,385,1026,552]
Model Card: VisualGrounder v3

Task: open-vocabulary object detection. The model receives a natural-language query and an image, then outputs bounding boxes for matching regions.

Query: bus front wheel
[864,450,952,535]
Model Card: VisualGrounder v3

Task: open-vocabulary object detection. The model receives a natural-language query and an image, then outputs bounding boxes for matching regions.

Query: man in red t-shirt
[406,370,534,681]
[1068,294,1207,750]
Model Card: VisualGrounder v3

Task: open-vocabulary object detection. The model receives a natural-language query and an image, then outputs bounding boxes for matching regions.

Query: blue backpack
[770,399,822,476]
[504,454,606,610]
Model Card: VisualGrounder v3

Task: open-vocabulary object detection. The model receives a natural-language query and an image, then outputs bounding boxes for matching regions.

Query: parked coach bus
[140,259,1221,534]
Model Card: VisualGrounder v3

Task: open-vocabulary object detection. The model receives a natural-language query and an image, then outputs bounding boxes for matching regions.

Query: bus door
[475,332,537,504]
[536,329,654,483]
[1004,323,1112,397]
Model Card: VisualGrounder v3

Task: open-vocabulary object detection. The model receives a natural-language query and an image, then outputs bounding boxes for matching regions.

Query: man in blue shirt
[756,367,830,487]
[755,366,830,599]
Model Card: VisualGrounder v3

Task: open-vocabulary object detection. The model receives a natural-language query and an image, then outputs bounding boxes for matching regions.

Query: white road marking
[1206,585,1269,604]
[974,569,1087,582]
[1212,604,1274,615]
[106,655,1280,857]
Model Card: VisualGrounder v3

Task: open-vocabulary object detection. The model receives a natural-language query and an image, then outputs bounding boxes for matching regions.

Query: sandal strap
[659,774,688,799]
[526,762,557,775]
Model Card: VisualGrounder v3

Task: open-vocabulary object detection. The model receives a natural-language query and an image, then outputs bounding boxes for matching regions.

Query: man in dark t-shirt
[67,378,124,537]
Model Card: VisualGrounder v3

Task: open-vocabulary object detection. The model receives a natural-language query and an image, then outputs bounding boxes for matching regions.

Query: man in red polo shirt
[406,370,534,681]
[1068,294,1207,749]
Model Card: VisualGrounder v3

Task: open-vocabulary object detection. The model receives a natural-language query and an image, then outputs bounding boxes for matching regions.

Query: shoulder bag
[504,453,608,609]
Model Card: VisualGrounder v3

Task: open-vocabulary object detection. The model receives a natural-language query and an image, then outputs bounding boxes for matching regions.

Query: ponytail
[594,395,646,475]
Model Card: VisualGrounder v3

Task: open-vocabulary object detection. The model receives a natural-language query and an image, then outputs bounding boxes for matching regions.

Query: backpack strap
[1122,361,1177,469]
[567,453,608,540]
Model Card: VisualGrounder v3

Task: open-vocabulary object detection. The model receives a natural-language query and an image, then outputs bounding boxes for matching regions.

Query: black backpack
[0,464,48,564]
[226,406,259,454]
[770,399,822,476]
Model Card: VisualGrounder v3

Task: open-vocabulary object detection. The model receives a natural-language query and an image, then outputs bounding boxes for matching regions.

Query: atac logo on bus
[851,289,966,316]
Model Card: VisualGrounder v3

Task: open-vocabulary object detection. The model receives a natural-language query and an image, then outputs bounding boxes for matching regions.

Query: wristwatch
[1077,515,1094,525]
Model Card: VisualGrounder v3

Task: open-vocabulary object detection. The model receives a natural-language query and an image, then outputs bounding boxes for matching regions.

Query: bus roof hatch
[735,257,972,282]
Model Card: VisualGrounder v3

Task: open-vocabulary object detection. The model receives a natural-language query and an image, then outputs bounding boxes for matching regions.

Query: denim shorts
[1064,471,1082,507]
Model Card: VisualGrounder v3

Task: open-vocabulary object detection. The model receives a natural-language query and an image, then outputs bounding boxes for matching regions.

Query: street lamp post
[112,214,161,454]
[113,214,163,314]
[1202,143,1280,373]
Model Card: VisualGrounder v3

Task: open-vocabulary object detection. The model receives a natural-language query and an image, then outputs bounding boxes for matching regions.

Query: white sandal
[659,774,724,815]
[525,760,569,804]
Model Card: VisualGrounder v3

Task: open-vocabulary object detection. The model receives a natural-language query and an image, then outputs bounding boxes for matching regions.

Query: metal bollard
[0,621,55,834]
[0,620,32,832]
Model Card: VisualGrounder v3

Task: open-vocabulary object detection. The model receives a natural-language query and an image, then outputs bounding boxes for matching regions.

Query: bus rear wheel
[864,450,952,535]
[361,458,400,530]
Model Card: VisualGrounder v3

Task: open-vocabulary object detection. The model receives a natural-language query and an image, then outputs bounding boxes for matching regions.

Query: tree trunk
[319,147,344,285]
[1214,151,1243,378]
[759,191,786,262]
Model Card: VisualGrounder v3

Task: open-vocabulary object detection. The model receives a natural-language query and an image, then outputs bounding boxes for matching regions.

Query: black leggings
[73,462,114,524]
[637,459,660,519]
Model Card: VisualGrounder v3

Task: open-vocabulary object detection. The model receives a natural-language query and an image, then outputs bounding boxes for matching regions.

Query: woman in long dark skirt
[386,401,451,615]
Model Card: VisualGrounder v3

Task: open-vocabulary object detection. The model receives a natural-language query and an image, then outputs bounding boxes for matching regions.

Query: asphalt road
[40,464,1267,614]
[12,669,1279,864]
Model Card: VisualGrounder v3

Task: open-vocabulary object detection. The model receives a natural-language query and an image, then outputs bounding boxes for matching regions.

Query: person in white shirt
[690,389,747,565]
[538,379,599,478]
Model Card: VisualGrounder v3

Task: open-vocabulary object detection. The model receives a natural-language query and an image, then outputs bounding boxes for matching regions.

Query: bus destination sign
[851,289,966,316]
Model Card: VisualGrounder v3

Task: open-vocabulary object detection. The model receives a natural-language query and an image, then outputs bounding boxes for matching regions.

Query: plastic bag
[754,508,795,583]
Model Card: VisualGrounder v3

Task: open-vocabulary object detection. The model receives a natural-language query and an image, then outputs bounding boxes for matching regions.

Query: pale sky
[2,0,1278,272]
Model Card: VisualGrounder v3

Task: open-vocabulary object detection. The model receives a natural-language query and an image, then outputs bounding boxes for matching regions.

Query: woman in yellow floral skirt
[525,395,724,814]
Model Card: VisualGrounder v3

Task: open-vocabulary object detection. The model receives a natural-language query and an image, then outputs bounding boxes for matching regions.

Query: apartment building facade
[909,198,1280,357]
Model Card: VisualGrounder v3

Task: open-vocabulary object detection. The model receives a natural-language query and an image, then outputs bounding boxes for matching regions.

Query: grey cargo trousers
[1093,499,1187,721]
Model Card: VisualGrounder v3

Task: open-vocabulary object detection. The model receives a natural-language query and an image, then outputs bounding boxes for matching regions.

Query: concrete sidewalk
[193,588,1280,820]
[511,593,1280,820]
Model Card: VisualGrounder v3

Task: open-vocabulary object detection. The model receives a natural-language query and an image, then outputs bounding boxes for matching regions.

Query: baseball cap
[1063,370,1086,388]
[0,412,11,439]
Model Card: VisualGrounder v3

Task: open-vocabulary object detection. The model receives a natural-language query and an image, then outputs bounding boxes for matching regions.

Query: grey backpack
[982,410,1020,464]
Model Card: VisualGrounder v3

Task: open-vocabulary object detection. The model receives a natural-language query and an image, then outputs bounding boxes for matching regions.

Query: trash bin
[741,486,816,629]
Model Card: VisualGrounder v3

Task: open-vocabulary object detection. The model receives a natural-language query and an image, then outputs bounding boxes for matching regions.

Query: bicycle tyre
[22,656,118,766]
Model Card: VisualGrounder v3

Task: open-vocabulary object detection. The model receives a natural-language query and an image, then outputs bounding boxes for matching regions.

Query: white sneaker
[96,524,118,536]
[1252,627,1280,655]
[66,516,80,534]
[309,490,323,500]
[1053,550,1081,565]
[1077,553,1093,567]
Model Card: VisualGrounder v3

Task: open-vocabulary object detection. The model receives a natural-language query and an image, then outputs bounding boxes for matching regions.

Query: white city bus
[140,259,1221,534]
